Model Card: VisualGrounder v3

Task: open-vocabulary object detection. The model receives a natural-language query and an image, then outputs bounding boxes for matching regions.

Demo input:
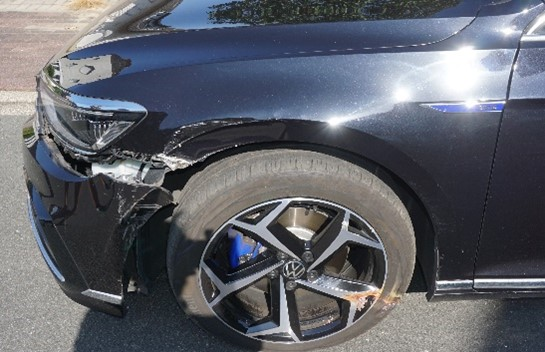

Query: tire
[167,149,415,351]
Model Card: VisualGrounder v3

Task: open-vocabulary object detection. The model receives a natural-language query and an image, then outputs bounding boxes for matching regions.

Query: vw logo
[282,260,306,280]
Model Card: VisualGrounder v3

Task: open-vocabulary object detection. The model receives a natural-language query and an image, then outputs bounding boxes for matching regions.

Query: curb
[0,91,36,116]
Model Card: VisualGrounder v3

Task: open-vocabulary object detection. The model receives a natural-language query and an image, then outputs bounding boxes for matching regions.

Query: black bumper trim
[81,289,123,305]
[27,196,65,282]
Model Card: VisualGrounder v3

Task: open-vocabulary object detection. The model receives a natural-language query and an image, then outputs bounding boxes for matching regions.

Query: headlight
[38,73,147,155]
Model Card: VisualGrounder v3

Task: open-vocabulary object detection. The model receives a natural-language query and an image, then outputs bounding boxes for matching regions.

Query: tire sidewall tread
[167,149,415,351]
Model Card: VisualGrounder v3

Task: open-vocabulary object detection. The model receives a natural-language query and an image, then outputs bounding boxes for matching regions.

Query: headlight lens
[38,73,147,154]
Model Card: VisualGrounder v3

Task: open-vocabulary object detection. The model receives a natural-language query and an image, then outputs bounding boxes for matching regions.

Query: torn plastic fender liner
[116,179,174,262]
[23,124,173,316]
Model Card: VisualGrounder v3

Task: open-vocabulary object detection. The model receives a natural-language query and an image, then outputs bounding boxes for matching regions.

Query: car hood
[44,0,542,92]
[66,0,489,52]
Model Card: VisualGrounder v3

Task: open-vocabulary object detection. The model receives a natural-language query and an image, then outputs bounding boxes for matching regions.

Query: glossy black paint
[475,37,545,279]
[23,115,172,312]
[68,0,480,52]
[475,100,545,279]
[22,0,545,316]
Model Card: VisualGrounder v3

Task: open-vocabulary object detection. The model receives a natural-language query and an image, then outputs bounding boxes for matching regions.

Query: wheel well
[132,142,435,295]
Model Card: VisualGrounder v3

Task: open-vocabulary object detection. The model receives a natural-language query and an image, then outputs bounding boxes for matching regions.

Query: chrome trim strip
[435,280,473,292]
[526,14,545,36]
[474,278,545,290]
[521,35,545,42]
[421,101,505,114]
[27,197,65,282]
[81,289,123,305]
[41,72,147,116]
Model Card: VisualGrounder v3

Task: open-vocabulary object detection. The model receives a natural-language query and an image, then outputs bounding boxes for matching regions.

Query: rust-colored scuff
[344,290,382,311]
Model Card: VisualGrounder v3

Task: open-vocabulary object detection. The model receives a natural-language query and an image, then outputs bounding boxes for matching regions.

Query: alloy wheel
[199,198,387,343]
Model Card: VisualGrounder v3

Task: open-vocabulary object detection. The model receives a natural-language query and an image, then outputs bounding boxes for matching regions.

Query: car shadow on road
[73,230,256,352]
[73,274,248,352]
[479,298,545,352]
[71,225,545,352]
[72,275,545,352]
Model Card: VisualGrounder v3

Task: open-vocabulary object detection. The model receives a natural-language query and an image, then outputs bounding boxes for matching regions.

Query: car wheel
[167,149,415,351]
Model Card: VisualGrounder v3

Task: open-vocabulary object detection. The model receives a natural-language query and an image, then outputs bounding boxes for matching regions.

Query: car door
[475,11,545,291]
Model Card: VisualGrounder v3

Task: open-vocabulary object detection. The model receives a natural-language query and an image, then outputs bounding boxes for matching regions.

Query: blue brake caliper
[228,227,262,268]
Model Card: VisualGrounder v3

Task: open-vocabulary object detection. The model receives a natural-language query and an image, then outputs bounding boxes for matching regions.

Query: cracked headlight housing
[38,73,147,155]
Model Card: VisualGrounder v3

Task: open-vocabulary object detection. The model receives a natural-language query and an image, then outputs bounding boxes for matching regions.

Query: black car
[22,0,545,350]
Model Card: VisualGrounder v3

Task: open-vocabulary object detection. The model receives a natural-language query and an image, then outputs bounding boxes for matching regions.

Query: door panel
[475,36,545,283]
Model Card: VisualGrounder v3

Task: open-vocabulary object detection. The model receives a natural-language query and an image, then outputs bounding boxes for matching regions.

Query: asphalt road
[2,114,545,352]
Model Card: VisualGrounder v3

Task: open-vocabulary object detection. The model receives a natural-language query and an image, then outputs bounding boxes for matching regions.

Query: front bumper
[23,114,172,316]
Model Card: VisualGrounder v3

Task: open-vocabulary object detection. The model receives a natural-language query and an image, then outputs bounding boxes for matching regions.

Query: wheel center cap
[282,260,306,280]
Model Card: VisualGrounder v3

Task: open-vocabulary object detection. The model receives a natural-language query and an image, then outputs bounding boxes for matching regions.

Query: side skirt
[428,279,545,301]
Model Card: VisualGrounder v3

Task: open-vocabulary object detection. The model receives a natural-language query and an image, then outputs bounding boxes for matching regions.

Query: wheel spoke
[231,199,301,258]
[309,210,345,263]
[285,283,303,341]
[297,275,381,327]
[201,257,283,307]
[308,211,383,271]
[298,275,380,300]
[246,277,302,342]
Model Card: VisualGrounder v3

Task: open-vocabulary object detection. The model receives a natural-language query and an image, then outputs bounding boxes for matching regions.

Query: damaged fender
[23,117,173,316]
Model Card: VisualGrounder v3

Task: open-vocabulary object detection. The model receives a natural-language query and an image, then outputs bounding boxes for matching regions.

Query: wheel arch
[158,119,438,295]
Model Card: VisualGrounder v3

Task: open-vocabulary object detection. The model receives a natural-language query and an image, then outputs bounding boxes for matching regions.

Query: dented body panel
[22,0,545,316]
[23,115,172,313]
